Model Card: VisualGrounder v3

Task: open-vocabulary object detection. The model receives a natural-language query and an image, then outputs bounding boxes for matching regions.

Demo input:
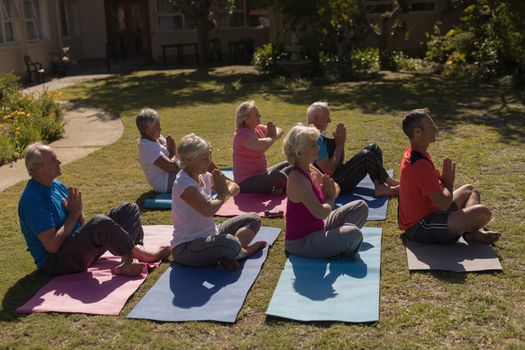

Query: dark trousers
[41,202,144,275]
[324,137,389,194]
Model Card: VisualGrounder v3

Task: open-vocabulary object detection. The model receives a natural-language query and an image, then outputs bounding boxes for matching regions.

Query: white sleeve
[172,172,198,200]
[139,140,163,165]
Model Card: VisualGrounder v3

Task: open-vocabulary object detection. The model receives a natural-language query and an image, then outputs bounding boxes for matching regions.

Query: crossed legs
[447,184,501,244]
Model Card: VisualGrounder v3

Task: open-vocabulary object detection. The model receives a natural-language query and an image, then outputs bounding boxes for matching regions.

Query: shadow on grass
[1,270,50,321]
[66,69,525,144]
[264,314,377,327]
[135,191,170,212]
[400,233,502,283]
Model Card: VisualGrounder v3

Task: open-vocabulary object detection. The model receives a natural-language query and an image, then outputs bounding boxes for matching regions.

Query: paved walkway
[0,75,123,192]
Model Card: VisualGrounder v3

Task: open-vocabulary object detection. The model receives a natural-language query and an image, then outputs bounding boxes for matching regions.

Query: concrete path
[0,74,123,192]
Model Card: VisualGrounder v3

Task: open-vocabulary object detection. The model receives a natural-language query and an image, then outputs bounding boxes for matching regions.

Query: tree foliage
[169,0,236,67]
[263,0,410,75]
[426,0,525,84]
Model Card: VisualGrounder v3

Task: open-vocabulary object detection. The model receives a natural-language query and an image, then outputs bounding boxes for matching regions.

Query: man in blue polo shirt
[18,143,169,276]
[306,101,399,197]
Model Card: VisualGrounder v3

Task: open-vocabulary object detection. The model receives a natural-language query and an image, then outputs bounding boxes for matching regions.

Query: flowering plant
[53,47,72,65]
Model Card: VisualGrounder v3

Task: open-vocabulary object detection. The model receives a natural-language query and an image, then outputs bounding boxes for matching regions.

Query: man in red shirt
[398,108,500,244]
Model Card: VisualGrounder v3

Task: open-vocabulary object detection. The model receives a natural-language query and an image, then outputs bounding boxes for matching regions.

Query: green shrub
[393,51,434,72]
[0,73,64,165]
[252,43,289,76]
[352,48,380,71]
[425,1,525,84]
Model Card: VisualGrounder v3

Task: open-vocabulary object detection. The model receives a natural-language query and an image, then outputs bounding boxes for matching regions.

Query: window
[59,0,79,37]
[0,0,17,44]
[365,0,435,14]
[24,0,44,41]
[246,2,269,27]
[218,0,245,27]
[365,0,393,14]
[409,0,435,12]
[157,0,193,31]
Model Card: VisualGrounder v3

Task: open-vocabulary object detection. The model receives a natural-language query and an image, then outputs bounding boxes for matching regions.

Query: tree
[266,0,411,73]
[170,0,236,67]
[425,0,525,84]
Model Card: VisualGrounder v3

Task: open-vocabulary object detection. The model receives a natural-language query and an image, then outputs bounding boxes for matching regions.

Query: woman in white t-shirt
[171,133,267,271]
[136,108,180,193]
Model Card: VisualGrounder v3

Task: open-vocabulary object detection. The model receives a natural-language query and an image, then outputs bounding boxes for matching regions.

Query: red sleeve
[414,160,442,196]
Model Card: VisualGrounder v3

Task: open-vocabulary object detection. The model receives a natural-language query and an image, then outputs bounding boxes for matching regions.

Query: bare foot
[242,241,267,258]
[386,177,399,186]
[114,261,146,276]
[269,186,283,196]
[374,183,399,197]
[132,245,171,263]
[220,259,239,271]
[464,230,501,244]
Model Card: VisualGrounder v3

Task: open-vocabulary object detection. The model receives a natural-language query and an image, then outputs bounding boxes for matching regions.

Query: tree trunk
[196,23,210,68]
[336,23,353,79]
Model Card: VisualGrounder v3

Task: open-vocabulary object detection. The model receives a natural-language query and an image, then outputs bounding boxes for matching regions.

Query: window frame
[218,0,246,28]
[156,0,187,32]
[23,0,45,42]
[365,0,436,14]
[59,0,79,38]
[0,0,18,44]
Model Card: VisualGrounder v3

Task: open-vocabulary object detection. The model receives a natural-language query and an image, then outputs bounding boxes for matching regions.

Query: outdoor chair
[24,55,45,84]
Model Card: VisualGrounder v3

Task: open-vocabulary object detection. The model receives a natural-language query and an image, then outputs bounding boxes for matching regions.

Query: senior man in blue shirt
[18,143,169,276]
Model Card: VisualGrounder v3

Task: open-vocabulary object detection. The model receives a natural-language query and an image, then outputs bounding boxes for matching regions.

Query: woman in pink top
[283,124,368,259]
[232,100,289,195]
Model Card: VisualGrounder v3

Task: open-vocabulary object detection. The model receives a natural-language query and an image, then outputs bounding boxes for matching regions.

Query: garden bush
[252,43,289,76]
[425,1,525,85]
[0,73,64,165]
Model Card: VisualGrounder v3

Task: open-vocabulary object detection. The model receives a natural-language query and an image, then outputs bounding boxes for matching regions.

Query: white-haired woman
[232,100,289,195]
[283,124,368,259]
[171,133,267,270]
[136,108,180,193]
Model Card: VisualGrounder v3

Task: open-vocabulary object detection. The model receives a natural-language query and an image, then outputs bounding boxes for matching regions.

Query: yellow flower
[0,124,4,129]
[27,95,33,102]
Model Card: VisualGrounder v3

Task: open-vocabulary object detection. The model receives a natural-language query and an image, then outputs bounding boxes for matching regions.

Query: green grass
[1,68,524,349]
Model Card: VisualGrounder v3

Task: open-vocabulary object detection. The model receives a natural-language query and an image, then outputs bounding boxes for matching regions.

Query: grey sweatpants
[285,200,368,259]
[172,213,261,267]
[239,161,291,194]
[41,202,144,275]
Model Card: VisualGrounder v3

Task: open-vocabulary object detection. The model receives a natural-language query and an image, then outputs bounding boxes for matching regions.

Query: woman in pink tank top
[232,100,290,195]
[283,124,368,259]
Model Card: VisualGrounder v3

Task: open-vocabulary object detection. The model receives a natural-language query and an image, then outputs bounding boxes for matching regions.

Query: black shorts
[405,203,461,244]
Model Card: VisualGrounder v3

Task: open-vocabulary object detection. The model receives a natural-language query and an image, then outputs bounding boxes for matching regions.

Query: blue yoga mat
[143,168,233,209]
[127,226,281,323]
[266,227,382,323]
[335,170,394,220]
[144,169,393,220]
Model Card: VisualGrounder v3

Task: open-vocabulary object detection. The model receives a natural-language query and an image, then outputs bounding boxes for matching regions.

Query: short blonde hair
[235,100,257,128]
[283,123,320,165]
[306,101,329,124]
[24,142,49,176]
[177,133,211,169]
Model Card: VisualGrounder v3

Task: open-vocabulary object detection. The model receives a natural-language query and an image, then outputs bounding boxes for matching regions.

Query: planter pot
[54,63,69,76]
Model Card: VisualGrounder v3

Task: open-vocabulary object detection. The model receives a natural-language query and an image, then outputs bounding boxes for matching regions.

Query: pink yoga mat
[16,225,172,315]
[215,193,286,217]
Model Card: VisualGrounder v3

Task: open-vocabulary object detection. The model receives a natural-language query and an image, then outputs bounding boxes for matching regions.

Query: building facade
[0,0,454,76]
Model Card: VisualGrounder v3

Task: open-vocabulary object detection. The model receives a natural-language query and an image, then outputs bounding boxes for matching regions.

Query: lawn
[1,67,524,349]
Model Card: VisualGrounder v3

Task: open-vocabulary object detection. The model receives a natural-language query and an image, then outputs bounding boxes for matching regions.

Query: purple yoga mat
[215,193,286,217]
[16,225,172,315]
